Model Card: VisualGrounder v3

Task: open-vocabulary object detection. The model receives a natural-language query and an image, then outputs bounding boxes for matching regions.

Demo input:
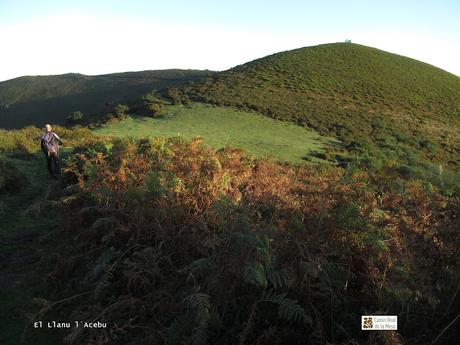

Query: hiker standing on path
[40,124,63,178]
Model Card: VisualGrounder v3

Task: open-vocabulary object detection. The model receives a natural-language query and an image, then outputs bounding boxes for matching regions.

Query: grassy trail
[0,154,63,345]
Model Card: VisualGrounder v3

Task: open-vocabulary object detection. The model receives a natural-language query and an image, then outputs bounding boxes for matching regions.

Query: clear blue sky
[1,0,459,31]
[0,0,459,80]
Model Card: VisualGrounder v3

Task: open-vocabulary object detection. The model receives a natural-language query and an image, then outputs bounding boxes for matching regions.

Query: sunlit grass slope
[95,103,339,163]
[183,43,460,167]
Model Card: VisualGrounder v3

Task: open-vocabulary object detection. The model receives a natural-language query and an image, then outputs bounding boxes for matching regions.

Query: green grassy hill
[1,42,460,345]
[182,43,460,168]
[95,103,339,163]
[0,70,213,129]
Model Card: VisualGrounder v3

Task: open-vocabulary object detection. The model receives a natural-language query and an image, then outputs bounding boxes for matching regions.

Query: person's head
[44,124,52,132]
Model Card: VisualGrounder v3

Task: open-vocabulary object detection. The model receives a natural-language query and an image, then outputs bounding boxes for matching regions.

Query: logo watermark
[361,315,397,330]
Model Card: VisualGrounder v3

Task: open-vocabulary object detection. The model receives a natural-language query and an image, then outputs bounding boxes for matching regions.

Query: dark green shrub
[142,91,160,103]
[0,200,9,216]
[0,157,29,193]
[139,91,164,117]
[145,103,163,117]
[395,164,413,178]
[67,111,84,125]
[419,139,438,154]
[165,88,190,105]
[114,104,130,118]
[10,142,37,160]
[348,137,373,153]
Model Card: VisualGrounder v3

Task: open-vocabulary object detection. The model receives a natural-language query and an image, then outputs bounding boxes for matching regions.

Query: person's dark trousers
[46,154,60,178]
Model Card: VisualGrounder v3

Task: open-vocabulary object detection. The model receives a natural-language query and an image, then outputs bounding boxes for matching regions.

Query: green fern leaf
[94,267,113,298]
[243,261,267,288]
[267,268,288,289]
[185,293,211,313]
[261,289,310,324]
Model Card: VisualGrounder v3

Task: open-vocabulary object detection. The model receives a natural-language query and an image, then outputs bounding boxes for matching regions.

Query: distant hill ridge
[0,69,214,128]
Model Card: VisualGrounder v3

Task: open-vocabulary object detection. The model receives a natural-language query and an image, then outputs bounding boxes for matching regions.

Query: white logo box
[361,315,398,330]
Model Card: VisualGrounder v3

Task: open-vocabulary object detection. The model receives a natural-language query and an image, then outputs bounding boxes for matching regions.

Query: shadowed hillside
[182,43,460,168]
[0,70,214,129]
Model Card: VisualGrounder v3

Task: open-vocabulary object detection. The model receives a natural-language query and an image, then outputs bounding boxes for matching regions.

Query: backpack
[43,132,58,156]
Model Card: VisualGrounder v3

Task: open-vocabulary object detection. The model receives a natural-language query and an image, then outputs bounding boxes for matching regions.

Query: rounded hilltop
[183,42,460,167]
